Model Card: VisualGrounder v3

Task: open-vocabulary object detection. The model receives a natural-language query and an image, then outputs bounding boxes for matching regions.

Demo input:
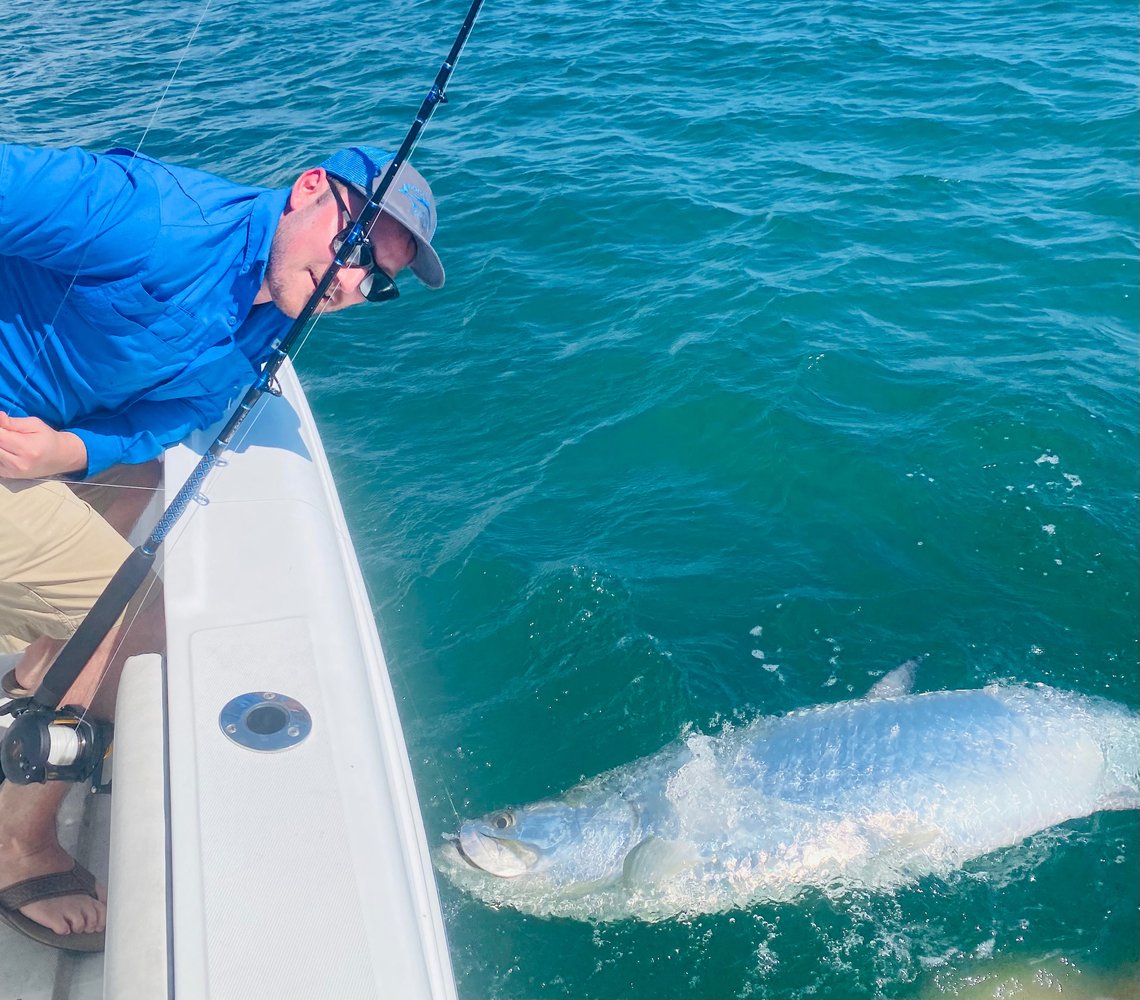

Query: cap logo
[399,182,433,234]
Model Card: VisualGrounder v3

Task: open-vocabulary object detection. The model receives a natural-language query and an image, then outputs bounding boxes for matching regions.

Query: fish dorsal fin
[622,837,698,887]
[866,659,920,700]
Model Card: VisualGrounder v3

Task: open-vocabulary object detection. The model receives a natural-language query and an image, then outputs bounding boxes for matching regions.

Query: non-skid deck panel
[175,615,432,999]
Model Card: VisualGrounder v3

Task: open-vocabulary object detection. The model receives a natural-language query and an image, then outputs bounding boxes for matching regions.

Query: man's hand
[0,412,88,479]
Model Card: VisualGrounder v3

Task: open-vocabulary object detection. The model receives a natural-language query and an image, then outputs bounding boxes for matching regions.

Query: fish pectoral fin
[866,658,921,700]
[621,837,699,887]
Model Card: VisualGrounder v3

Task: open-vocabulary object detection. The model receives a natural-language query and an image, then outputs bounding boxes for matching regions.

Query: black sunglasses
[328,179,400,303]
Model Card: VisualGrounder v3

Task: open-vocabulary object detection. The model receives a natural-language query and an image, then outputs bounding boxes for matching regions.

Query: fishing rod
[0,0,487,785]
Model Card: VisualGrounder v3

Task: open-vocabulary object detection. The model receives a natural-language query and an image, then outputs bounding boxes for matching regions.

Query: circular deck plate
[219,692,312,752]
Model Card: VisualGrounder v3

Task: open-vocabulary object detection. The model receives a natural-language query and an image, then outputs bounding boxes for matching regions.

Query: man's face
[264,168,418,318]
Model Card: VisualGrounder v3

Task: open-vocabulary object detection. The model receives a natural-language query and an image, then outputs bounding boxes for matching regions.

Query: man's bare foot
[0,841,106,935]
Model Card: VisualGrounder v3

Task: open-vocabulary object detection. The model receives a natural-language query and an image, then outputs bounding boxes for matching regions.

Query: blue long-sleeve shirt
[0,143,292,476]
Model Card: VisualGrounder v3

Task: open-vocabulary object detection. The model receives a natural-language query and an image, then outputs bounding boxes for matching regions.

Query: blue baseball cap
[319,145,444,289]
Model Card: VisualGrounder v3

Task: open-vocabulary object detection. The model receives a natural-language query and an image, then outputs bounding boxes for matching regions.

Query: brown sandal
[0,862,105,953]
[1,668,33,699]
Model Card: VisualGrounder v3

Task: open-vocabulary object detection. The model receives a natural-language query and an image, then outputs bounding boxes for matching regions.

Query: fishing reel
[0,699,112,787]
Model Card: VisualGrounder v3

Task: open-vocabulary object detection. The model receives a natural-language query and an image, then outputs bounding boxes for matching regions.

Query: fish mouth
[455,825,540,878]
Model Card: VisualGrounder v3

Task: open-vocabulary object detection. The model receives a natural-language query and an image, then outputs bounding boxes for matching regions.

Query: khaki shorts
[0,476,134,647]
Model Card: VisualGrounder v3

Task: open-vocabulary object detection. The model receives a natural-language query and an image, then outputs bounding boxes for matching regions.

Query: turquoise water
[4,0,1137,996]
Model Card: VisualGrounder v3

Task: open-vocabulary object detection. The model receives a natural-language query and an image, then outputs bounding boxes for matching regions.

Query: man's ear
[287,167,326,211]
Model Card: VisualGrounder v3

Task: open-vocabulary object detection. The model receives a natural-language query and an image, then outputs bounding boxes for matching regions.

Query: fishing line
[67,554,167,728]
[11,0,348,704]
[17,478,158,493]
[5,0,215,410]
[2,0,354,778]
[1,0,217,739]
[131,0,215,160]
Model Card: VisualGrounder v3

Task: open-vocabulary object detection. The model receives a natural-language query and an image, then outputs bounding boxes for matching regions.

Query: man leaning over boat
[0,141,445,952]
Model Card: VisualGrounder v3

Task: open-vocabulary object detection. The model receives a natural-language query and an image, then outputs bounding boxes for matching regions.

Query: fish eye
[491,811,514,831]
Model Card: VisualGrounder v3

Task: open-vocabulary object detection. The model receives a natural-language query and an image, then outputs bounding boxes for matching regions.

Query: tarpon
[437,663,1140,921]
